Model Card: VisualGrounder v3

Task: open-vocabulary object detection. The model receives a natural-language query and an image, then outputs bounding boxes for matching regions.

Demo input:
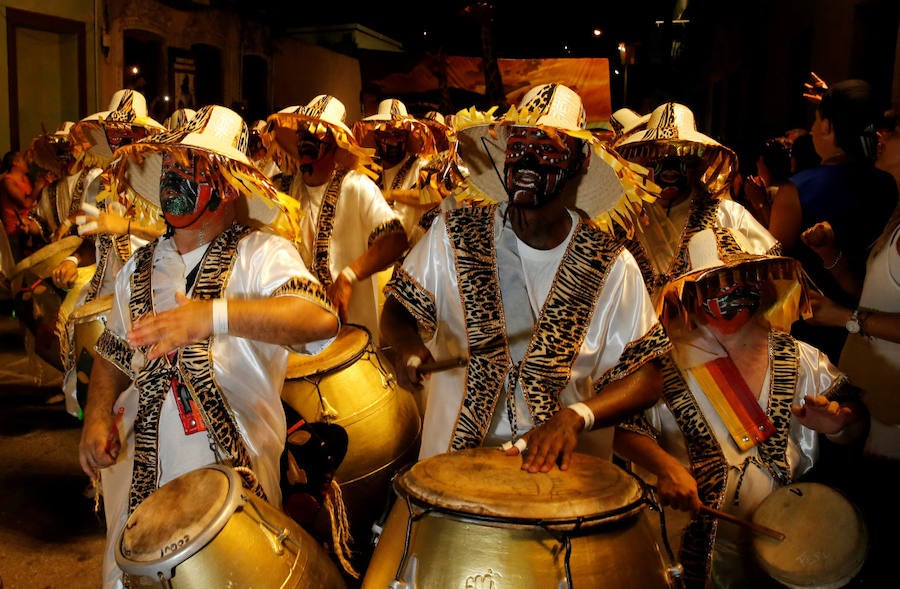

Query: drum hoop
[115,464,243,580]
[286,323,370,380]
[70,294,114,323]
[390,461,650,532]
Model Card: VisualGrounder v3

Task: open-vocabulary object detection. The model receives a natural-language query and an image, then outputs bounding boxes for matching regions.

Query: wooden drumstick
[418,356,468,374]
[699,505,786,541]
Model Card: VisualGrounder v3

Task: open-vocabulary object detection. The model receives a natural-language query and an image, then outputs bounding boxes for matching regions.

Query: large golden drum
[65,294,113,416]
[282,324,422,544]
[116,464,347,588]
[362,448,684,589]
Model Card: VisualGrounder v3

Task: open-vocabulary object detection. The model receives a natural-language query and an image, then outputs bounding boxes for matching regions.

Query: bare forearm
[226,296,339,344]
[585,361,663,429]
[347,232,408,280]
[83,356,130,423]
[614,427,678,476]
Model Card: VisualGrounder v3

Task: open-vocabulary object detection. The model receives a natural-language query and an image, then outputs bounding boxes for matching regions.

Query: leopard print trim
[310,168,349,287]
[84,234,114,304]
[445,205,509,451]
[417,205,443,233]
[662,353,726,588]
[127,224,267,513]
[766,242,783,256]
[756,330,798,486]
[67,168,91,218]
[616,411,659,439]
[519,224,629,424]
[274,276,335,315]
[95,328,136,380]
[669,192,720,280]
[368,218,405,249]
[593,322,672,390]
[389,155,418,190]
[383,265,437,341]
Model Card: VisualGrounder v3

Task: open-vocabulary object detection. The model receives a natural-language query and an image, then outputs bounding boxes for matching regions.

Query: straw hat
[453,83,659,232]
[262,95,376,177]
[352,98,436,158]
[103,105,302,242]
[70,89,165,169]
[163,108,197,132]
[609,108,650,146]
[615,102,737,196]
[658,228,812,333]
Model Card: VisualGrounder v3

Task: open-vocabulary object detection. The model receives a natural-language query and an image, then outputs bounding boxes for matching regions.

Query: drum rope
[325,480,360,578]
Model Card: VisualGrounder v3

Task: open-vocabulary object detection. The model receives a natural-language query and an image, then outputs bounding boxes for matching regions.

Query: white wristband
[341,266,359,284]
[63,255,79,266]
[568,402,595,431]
[212,299,229,335]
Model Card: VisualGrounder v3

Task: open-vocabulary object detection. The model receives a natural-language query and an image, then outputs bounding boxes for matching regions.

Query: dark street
[0,311,105,589]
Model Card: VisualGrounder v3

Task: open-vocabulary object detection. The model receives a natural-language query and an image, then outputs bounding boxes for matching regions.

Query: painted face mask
[652,155,689,204]
[503,127,581,208]
[699,282,761,333]
[159,151,219,229]
[296,130,332,176]
[373,128,408,168]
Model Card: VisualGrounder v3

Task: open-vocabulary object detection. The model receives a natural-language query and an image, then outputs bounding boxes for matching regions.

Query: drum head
[286,324,369,379]
[117,465,241,571]
[70,294,114,323]
[13,235,83,279]
[752,482,867,589]
[396,447,645,528]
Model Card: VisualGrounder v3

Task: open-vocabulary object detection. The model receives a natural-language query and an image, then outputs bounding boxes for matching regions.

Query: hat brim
[352,117,436,158]
[262,113,376,178]
[104,143,303,244]
[658,255,813,333]
[615,134,738,197]
[453,107,660,233]
[70,115,166,168]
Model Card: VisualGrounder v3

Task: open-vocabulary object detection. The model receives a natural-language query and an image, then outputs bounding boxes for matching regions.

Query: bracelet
[212,299,229,335]
[63,255,79,266]
[568,402,595,431]
[824,250,842,270]
[341,266,359,284]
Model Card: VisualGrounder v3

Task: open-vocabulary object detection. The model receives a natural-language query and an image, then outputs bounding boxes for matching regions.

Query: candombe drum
[64,294,113,417]
[281,324,422,543]
[752,482,867,589]
[11,235,84,370]
[116,464,347,589]
[362,447,684,589]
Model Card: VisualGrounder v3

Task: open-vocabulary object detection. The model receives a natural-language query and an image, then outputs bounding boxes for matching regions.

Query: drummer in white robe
[77,105,339,589]
[614,228,867,589]
[381,83,671,472]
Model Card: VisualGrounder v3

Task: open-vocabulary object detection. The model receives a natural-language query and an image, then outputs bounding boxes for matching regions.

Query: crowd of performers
[1,76,899,588]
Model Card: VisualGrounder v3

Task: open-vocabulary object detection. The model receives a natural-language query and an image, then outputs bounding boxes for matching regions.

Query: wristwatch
[845,309,861,334]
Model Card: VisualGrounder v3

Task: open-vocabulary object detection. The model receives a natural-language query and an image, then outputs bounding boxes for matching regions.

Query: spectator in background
[738,136,793,227]
[788,131,821,175]
[1,150,54,260]
[768,77,898,363]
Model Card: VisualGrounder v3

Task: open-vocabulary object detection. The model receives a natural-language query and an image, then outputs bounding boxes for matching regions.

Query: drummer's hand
[79,411,119,480]
[654,464,703,513]
[326,272,353,324]
[395,345,435,392]
[515,409,582,473]
[792,394,855,435]
[51,258,79,290]
[127,293,211,360]
[78,209,128,236]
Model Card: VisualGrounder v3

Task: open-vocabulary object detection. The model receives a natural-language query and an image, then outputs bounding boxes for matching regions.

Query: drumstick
[418,356,468,374]
[699,505,785,541]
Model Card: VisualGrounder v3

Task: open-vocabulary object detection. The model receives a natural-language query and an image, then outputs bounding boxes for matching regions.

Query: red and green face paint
[159,151,219,229]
